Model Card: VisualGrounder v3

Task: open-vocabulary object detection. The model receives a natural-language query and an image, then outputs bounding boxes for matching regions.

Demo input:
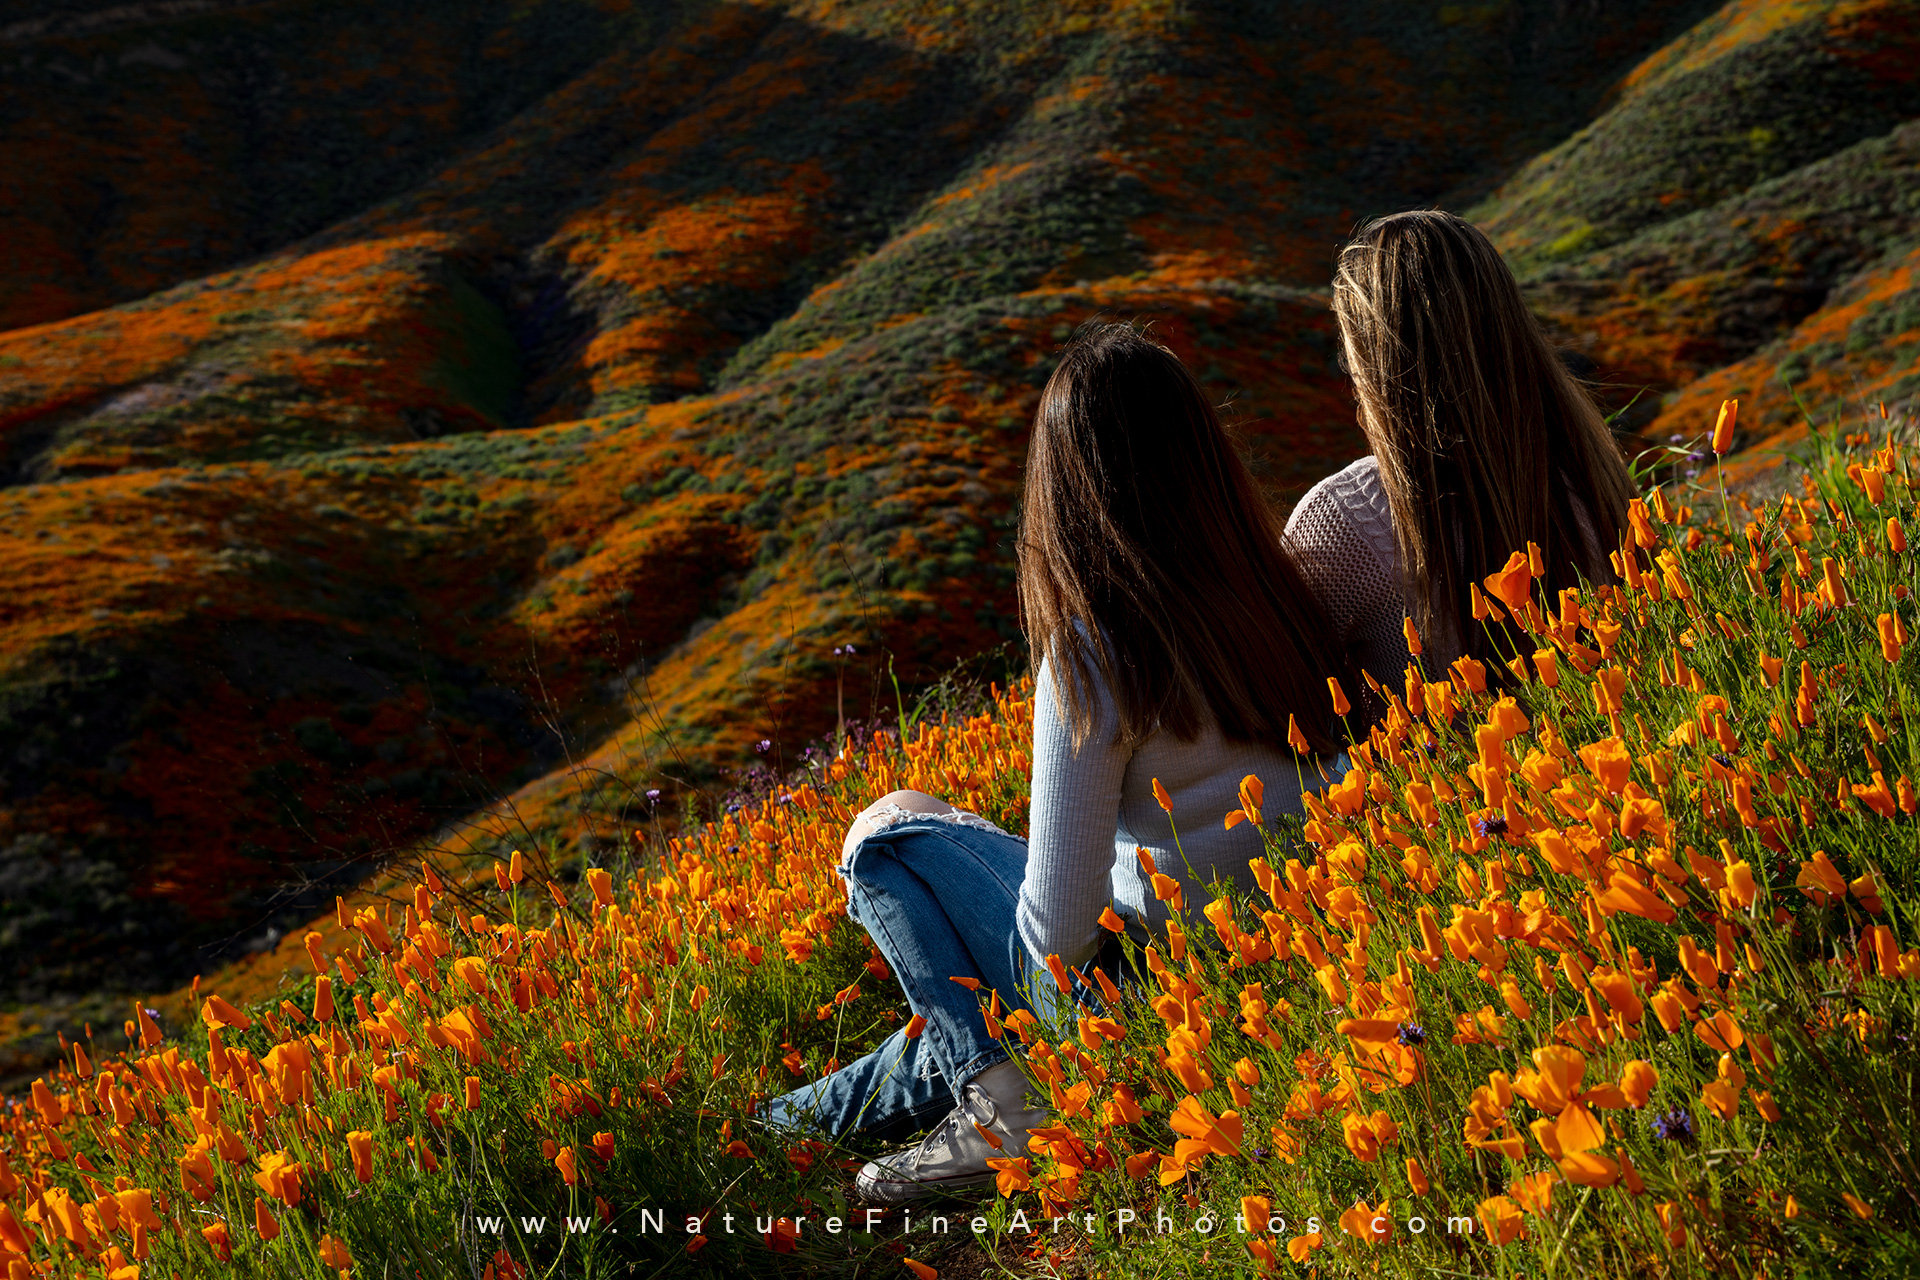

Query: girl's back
[1014,325,1350,968]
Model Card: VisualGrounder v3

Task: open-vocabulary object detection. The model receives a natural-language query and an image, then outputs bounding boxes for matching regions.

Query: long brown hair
[1331,210,1634,666]
[1018,324,1346,755]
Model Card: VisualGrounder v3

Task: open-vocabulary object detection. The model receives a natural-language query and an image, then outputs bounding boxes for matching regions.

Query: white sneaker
[853,1061,1049,1204]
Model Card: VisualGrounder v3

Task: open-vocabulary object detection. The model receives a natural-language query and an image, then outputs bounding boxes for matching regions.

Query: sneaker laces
[900,1084,998,1174]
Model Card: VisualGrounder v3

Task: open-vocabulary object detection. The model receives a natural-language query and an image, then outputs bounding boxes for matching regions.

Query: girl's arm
[1016,650,1130,973]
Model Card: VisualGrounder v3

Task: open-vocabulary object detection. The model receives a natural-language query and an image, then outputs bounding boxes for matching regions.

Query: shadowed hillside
[3,0,1915,1075]
[1473,0,1920,442]
[0,0,673,332]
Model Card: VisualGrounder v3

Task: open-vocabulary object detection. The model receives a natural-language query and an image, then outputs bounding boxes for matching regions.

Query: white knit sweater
[1282,453,1604,715]
[1283,456,1420,724]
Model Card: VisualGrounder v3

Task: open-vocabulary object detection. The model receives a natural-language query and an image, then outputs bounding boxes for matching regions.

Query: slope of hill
[3,0,1915,1077]
[0,0,666,333]
[1472,0,1920,440]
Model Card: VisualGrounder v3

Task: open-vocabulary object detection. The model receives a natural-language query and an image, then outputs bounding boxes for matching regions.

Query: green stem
[1546,1184,1595,1276]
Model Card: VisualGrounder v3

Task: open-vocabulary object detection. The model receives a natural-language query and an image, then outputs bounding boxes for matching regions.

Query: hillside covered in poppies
[2,0,1916,1072]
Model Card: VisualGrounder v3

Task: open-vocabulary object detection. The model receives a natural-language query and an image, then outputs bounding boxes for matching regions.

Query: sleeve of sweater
[1016,648,1131,973]
[1284,460,1409,721]
[1284,463,1390,641]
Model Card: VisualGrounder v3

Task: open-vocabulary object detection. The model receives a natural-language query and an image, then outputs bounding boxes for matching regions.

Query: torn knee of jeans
[837,835,894,888]
[837,838,870,884]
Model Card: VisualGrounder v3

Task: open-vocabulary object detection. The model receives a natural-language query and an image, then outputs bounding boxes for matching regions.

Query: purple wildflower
[1652,1107,1695,1142]
[1397,1022,1426,1046]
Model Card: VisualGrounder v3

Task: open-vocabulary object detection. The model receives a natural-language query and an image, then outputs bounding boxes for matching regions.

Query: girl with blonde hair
[1287,209,1635,717]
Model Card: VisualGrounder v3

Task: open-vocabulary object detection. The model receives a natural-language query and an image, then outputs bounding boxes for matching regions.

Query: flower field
[5,409,1918,1278]
[10,0,1920,1088]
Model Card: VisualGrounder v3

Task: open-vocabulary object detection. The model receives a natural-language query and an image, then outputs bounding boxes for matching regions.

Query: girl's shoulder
[1285,455,1395,572]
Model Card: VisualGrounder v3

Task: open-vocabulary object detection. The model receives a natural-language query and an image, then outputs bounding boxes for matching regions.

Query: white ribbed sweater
[1282,453,1602,713]
[1013,649,1331,970]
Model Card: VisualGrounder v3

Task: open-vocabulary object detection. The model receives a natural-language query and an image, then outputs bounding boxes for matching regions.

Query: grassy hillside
[4,411,1917,1279]
[1,0,1916,1096]
[1471,0,1920,438]
[0,0,655,333]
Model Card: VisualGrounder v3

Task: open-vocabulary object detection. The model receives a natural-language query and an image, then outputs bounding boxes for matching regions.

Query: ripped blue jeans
[762,817,1073,1142]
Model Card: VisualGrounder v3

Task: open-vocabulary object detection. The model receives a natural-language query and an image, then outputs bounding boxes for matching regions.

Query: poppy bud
[1711,399,1737,453]
[313,976,334,1023]
[1328,677,1351,717]
[1151,777,1173,812]
[347,1130,374,1183]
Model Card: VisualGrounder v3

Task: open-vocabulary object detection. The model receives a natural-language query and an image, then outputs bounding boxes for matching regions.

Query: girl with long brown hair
[762,324,1349,1203]
[1287,209,1636,716]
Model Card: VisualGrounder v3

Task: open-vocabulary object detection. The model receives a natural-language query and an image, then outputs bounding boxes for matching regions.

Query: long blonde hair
[1018,324,1347,754]
[1332,210,1634,664]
